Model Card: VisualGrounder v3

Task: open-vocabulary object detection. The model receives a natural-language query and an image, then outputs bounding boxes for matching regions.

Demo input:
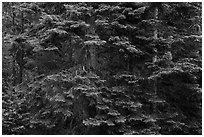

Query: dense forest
[2,2,202,135]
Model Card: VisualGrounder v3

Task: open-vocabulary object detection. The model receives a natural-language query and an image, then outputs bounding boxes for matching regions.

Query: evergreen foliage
[2,2,202,135]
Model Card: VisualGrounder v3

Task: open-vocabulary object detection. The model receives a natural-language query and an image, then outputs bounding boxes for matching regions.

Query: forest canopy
[2,2,202,135]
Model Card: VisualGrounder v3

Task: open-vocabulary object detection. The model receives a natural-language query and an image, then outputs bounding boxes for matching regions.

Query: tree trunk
[152,4,159,95]
[11,2,16,34]
[21,11,24,34]
[18,11,24,83]
[152,5,159,63]
[18,46,24,84]
[90,44,96,69]
[19,66,23,83]
[88,11,97,70]
[153,6,158,39]
[12,58,16,86]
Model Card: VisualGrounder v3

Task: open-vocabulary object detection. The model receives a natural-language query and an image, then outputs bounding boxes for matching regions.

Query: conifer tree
[2,2,202,135]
